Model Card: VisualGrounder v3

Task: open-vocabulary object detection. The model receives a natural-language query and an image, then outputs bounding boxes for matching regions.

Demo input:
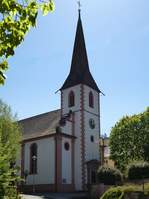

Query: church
[19,10,102,193]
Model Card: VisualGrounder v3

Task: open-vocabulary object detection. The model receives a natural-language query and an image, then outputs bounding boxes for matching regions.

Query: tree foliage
[109,107,149,171]
[0,0,54,85]
[0,99,21,198]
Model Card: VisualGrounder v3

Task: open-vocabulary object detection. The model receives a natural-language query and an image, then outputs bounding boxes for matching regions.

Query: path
[21,192,89,199]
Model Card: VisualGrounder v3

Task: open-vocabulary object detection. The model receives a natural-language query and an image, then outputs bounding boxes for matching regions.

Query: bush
[97,166,123,185]
[0,185,21,199]
[100,187,124,199]
[100,184,149,199]
[127,162,149,180]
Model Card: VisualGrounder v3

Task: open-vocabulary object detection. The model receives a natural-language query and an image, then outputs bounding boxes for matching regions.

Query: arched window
[30,143,37,174]
[89,91,94,108]
[68,91,75,107]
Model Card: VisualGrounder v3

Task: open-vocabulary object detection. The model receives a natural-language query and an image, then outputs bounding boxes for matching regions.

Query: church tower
[59,11,101,191]
[18,8,102,194]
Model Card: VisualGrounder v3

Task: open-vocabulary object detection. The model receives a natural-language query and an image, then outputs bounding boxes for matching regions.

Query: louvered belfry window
[68,91,75,107]
[89,91,94,108]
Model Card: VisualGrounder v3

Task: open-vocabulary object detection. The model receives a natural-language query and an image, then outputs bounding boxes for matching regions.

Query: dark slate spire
[60,11,100,92]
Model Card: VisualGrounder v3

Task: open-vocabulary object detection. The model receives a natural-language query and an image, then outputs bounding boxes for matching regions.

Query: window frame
[89,91,94,108]
[30,143,38,174]
[68,91,75,107]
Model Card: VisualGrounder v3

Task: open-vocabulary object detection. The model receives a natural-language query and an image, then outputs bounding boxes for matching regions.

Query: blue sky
[1,0,149,135]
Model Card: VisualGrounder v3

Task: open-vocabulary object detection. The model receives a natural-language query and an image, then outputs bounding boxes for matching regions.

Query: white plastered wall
[61,85,82,191]
[84,112,100,161]
[83,85,100,184]
[83,85,100,161]
[61,120,72,136]
[74,111,82,190]
[84,85,99,115]
[62,85,81,115]
[61,84,101,190]
[24,137,55,185]
[62,137,72,184]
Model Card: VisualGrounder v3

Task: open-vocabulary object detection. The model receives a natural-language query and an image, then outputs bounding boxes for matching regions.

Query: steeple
[60,11,100,92]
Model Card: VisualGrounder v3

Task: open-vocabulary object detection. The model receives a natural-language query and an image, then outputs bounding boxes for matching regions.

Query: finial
[77,1,81,15]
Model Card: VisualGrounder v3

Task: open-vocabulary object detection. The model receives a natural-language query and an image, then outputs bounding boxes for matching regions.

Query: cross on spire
[77,1,81,14]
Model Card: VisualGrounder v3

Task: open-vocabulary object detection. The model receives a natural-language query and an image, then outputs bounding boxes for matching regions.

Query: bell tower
[59,10,101,191]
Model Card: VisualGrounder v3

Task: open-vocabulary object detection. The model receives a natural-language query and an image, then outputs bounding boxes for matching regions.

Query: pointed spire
[69,9,89,75]
[60,10,100,92]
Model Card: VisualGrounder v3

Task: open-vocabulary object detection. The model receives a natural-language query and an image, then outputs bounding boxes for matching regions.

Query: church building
[19,11,102,192]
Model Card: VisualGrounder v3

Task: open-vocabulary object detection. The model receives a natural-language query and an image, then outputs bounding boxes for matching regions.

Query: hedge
[127,162,149,180]
[97,166,123,185]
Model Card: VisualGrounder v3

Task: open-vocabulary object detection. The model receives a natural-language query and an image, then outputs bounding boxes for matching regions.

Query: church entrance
[86,160,99,185]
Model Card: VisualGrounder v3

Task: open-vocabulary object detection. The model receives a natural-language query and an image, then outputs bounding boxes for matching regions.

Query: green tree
[0,0,54,85]
[0,99,21,198]
[109,107,149,172]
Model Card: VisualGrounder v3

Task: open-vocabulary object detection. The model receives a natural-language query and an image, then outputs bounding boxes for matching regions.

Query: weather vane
[77,1,81,12]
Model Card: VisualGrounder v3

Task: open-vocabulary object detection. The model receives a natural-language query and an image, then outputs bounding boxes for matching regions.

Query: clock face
[89,118,95,129]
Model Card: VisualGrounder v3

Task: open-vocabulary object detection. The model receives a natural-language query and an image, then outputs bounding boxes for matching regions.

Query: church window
[89,118,95,129]
[30,143,37,174]
[89,91,94,108]
[68,91,75,107]
[90,135,94,142]
[64,142,70,151]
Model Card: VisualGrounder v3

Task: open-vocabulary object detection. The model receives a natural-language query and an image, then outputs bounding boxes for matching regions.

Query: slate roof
[18,109,60,141]
[60,12,100,93]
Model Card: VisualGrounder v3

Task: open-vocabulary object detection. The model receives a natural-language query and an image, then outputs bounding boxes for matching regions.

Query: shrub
[0,185,21,199]
[97,166,123,185]
[100,184,149,199]
[127,162,149,180]
[100,187,124,199]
